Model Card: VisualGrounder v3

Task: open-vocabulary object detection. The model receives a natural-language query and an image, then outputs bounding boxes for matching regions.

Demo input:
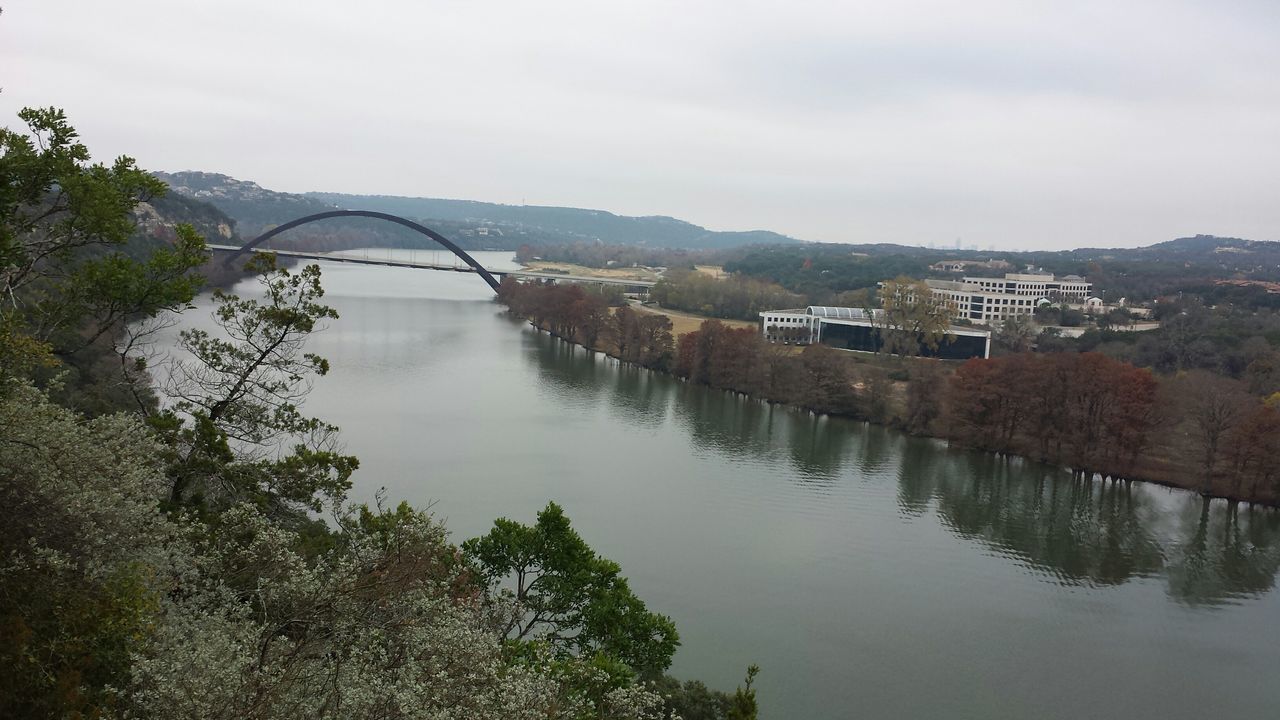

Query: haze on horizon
[2,0,1278,251]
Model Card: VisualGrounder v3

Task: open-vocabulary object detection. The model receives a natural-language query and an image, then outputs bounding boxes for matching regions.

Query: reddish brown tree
[1223,403,1280,499]
[1173,371,1251,494]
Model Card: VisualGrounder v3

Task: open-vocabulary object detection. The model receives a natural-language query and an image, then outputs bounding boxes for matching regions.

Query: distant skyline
[3,1,1278,250]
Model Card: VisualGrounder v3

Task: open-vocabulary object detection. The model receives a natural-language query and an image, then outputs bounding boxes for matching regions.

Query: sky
[2,0,1278,250]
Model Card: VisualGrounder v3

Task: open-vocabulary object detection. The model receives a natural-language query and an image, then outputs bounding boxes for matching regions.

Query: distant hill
[152,171,802,251]
[746,234,1280,272]
[717,233,1280,305]
[148,172,1280,302]
[1081,234,1280,264]
[304,191,802,250]
[152,171,332,237]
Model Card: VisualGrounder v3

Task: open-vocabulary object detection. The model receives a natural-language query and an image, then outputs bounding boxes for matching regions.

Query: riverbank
[496,281,1279,509]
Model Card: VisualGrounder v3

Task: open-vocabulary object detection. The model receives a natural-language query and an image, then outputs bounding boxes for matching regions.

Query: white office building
[761,306,882,345]
[925,272,1092,325]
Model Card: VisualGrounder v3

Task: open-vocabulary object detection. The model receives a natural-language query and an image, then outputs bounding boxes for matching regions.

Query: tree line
[721,245,935,303]
[947,352,1158,479]
[1046,297,1280,389]
[649,267,805,322]
[499,278,678,370]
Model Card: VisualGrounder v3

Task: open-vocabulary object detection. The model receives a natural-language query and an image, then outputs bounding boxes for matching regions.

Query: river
[171,250,1280,719]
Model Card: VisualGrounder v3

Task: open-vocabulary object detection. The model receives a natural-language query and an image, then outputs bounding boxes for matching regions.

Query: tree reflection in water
[526,328,1280,605]
[898,444,1280,604]
[605,362,673,429]
[906,453,1166,586]
[523,329,609,403]
[1164,498,1280,606]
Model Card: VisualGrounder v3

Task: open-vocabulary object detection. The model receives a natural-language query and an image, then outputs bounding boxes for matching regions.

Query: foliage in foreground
[0,385,674,719]
[466,502,680,676]
[1,106,763,719]
[1,106,209,413]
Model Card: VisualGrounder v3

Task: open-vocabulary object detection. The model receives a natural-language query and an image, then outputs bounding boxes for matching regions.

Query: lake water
[176,250,1280,719]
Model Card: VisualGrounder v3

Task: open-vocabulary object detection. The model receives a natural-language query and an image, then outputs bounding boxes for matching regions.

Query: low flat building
[760,306,991,359]
[761,308,822,344]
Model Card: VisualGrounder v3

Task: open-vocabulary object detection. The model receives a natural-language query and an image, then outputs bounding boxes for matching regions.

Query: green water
[179,251,1280,719]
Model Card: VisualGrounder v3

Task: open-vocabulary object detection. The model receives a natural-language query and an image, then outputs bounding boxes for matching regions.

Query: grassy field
[523,260,661,282]
[631,303,756,337]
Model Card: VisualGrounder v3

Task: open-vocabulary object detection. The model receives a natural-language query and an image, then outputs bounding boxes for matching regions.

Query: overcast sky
[3,1,1278,249]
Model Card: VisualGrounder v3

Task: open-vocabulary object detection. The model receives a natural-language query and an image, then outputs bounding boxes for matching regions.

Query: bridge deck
[206,244,657,288]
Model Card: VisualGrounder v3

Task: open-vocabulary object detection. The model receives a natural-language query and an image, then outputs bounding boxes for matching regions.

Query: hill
[304,191,801,249]
[152,171,802,251]
[712,233,1280,305]
[152,171,332,236]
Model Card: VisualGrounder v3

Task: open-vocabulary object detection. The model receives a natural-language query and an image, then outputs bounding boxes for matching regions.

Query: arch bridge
[209,210,655,296]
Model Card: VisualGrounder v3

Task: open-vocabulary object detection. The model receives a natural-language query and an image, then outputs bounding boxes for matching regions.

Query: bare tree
[994,315,1035,354]
[878,277,954,357]
[1176,371,1251,494]
[904,360,946,434]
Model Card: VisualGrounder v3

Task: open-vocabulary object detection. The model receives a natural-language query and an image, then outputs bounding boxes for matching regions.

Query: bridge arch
[222,210,502,291]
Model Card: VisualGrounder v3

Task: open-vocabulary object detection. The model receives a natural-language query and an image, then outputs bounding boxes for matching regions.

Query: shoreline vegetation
[497,278,1280,509]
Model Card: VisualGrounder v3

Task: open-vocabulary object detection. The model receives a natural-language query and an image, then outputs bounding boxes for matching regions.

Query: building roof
[761,304,991,339]
[815,314,991,338]
[803,303,875,317]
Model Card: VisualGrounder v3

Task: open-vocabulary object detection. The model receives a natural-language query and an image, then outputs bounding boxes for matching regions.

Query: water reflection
[605,362,672,429]
[914,455,1166,586]
[781,412,856,481]
[896,438,945,518]
[673,384,784,460]
[522,330,609,404]
[903,450,1280,604]
[851,422,897,476]
[1165,499,1280,606]
[520,326,1280,606]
